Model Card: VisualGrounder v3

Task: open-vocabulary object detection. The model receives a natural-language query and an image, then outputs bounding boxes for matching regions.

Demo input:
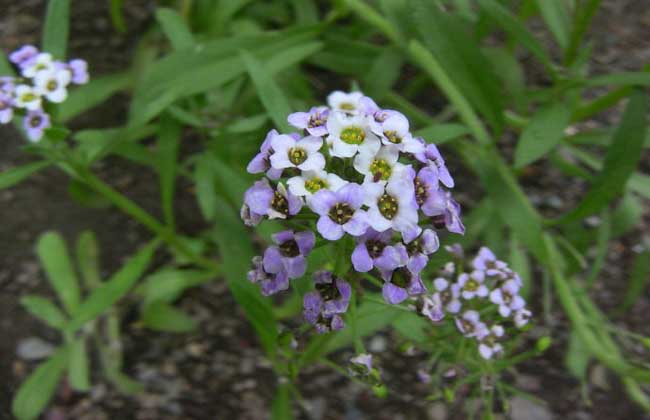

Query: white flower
[287,170,348,197]
[433,277,461,314]
[514,308,532,328]
[372,111,423,154]
[327,90,365,114]
[14,84,42,111]
[34,69,71,103]
[326,112,380,158]
[353,145,407,183]
[21,53,55,78]
[363,170,419,236]
[458,270,489,300]
[478,325,505,360]
[455,310,488,338]
[269,134,325,172]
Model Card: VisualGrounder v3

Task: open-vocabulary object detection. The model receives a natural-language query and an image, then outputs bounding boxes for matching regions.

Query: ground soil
[1,1,649,419]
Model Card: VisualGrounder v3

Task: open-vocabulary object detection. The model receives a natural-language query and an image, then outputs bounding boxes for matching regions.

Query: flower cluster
[242,91,465,328]
[419,246,532,359]
[1,45,88,141]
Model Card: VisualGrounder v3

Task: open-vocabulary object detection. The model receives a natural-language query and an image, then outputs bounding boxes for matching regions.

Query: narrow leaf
[272,383,294,420]
[535,0,570,49]
[59,72,132,122]
[76,230,102,289]
[157,115,182,228]
[36,232,81,315]
[514,103,571,168]
[12,346,70,420]
[155,8,195,50]
[69,339,90,391]
[0,161,50,190]
[42,0,70,58]
[20,296,67,330]
[141,301,197,332]
[619,251,650,311]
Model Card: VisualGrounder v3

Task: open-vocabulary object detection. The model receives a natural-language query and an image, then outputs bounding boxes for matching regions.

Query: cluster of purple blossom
[419,246,532,359]
[242,90,465,332]
[1,45,88,141]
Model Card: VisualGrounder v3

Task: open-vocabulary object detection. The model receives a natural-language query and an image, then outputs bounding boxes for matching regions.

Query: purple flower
[424,277,462,322]
[287,106,329,137]
[247,256,290,296]
[0,77,15,95]
[242,179,303,224]
[67,59,89,84]
[364,169,419,238]
[415,141,454,188]
[303,271,352,333]
[270,134,325,172]
[309,183,369,241]
[421,293,444,322]
[457,270,489,300]
[404,228,439,264]
[23,109,50,142]
[428,190,465,235]
[489,279,526,317]
[246,129,283,180]
[350,228,398,273]
[376,245,427,304]
[9,45,38,68]
[413,166,440,214]
[349,353,373,375]
[478,325,504,360]
[0,93,14,124]
[455,310,487,338]
[514,308,532,328]
[473,247,508,276]
[263,230,315,279]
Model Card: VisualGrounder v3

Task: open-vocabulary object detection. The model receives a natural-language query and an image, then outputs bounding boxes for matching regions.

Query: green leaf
[76,230,102,289]
[413,123,470,144]
[566,331,590,380]
[0,161,50,190]
[138,268,214,305]
[66,240,159,332]
[42,0,70,58]
[619,251,650,312]
[0,51,15,76]
[585,72,650,87]
[194,154,218,221]
[59,72,132,122]
[585,209,610,287]
[477,0,555,73]
[509,235,532,299]
[69,339,90,391]
[534,0,570,50]
[291,0,319,25]
[68,179,111,208]
[271,383,293,420]
[20,296,67,330]
[557,90,647,224]
[241,50,292,133]
[155,8,195,50]
[141,301,197,332]
[12,346,70,420]
[36,232,81,315]
[109,0,127,33]
[211,197,278,357]
[157,115,182,228]
[410,0,504,133]
[363,47,403,100]
[514,103,571,168]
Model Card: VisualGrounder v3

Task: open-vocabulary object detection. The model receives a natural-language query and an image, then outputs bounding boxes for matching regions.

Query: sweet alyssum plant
[242,91,531,363]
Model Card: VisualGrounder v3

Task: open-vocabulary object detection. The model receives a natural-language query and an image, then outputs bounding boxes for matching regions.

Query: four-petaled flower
[263,230,315,279]
[288,106,329,137]
[270,134,325,172]
[309,183,368,240]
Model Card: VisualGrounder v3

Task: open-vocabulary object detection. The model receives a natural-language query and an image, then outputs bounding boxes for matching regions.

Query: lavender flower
[309,183,368,240]
[247,256,290,296]
[263,230,315,279]
[376,245,427,304]
[415,141,454,188]
[455,310,488,338]
[489,279,526,317]
[457,270,489,300]
[514,308,532,328]
[23,109,50,142]
[287,106,329,137]
[247,129,284,180]
[413,166,440,214]
[404,228,439,264]
[67,59,89,85]
[303,271,352,333]
[473,247,508,276]
[351,228,399,273]
[243,179,302,223]
[0,93,14,124]
[9,45,38,68]
[428,190,465,235]
[478,325,505,360]
[270,134,325,172]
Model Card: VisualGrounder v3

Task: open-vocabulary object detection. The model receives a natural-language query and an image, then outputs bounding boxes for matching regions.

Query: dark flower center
[279,239,300,257]
[502,291,513,304]
[374,111,388,123]
[305,177,327,194]
[367,239,386,259]
[378,193,398,220]
[271,191,289,215]
[0,100,7,110]
[329,202,354,225]
[29,116,42,128]
[414,177,428,206]
[384,130,402,144]
[432,214,446,229]
[440,290,452,305]
[406,237,422,256]
[288,147,307,165]
[369,159,392,181]
[340,126,365,145]
[460,319,475,333]
[308,114,326,128]
[316,280,341,301]
[390,267,412,288]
